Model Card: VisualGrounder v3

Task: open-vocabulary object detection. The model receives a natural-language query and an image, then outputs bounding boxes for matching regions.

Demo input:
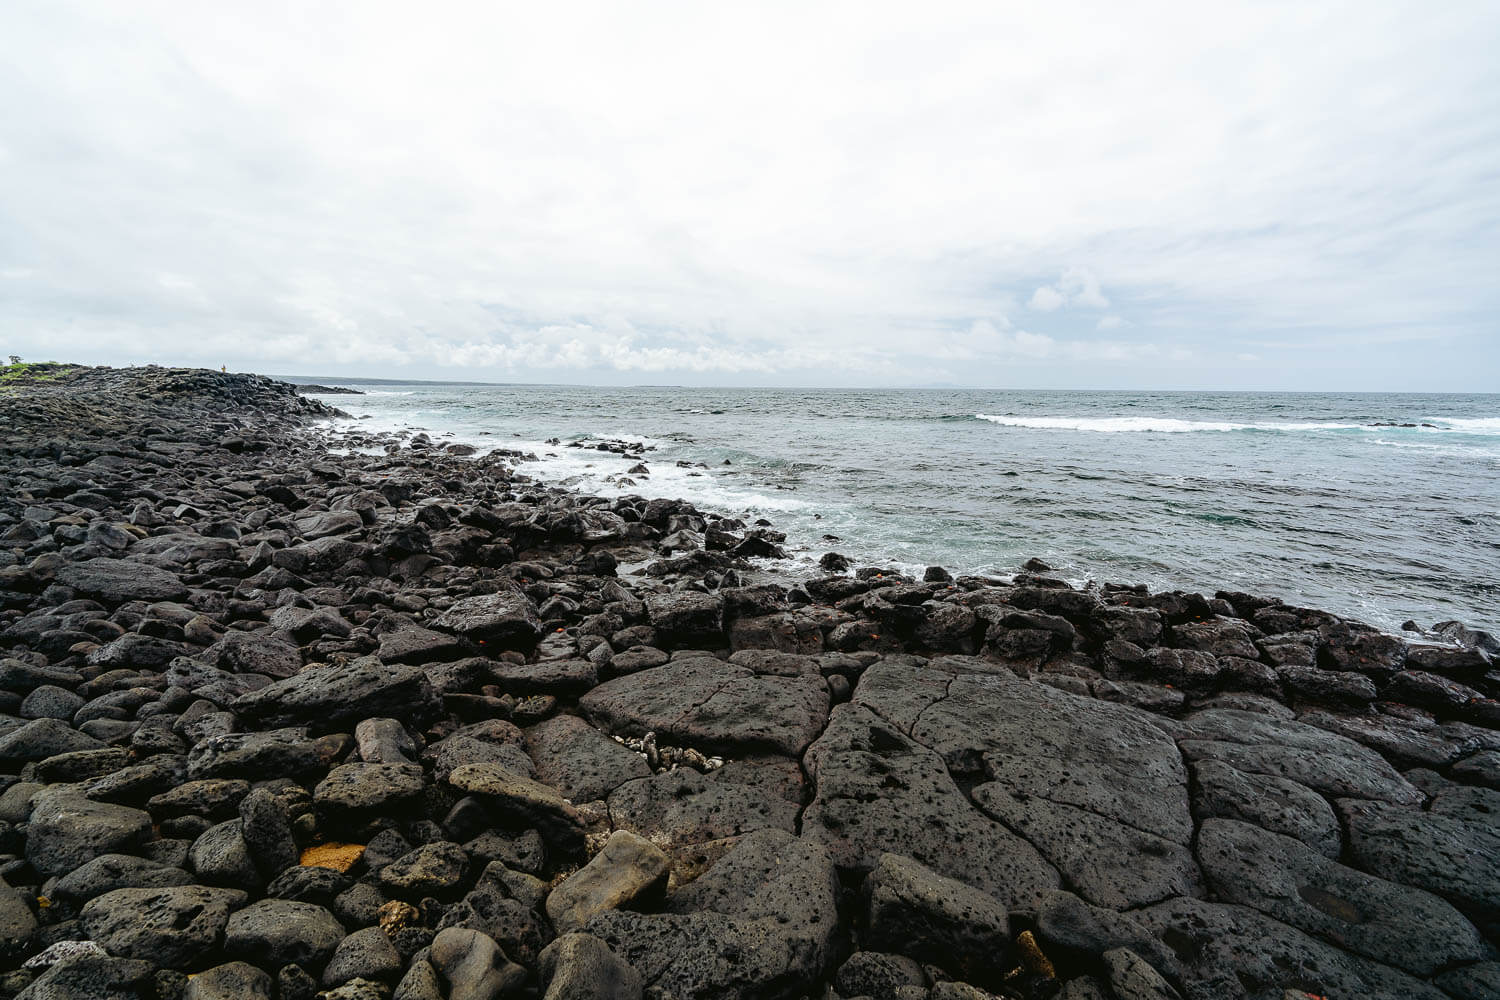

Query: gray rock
[1189,759,1341,858]
[239,786,299,879]
[492,658,598,697]
[323,925,402,987]
[1133,896,1448,1000]
[907,671,1194,844]
[1196,818,1485,975]
[232,657,439,731]
[1434,962,1500,1000]
[971,782,1201,909]
[1172,708,1423,804]
[447,762,588,856]
[581,656,829,757]
[0,717,106,765]
[393,959,443,1000]
[148,778,252,819]
[606,767,800,858]
[1102,948,1181,1000]
[186,727,323,780]
[209,630,302,678]
[1035,890,1182,984]
[433,590,543,650]
[13,955,156,1000]
[315,762,426,824]
[525,715,649,804]
[802,704,1059,914]
[184,962,273,1000]
[1451,749,1500,789]
[863,852,1009,986]
[267,864,351,905]
[224,898,347,970]
[643,592,724,644]
[378,841,469,900]
[25,789,152,877]
[52,853,194,907]
[19,684,85,720]
[80,884,247,969]
[36,746,130,782]
[539,932,642,1000]
[429,927,526,1000]
[355,717,417,764]
[1298,709,1478,769]
[546,830,668,933]
[378,624,470,665]
[188,819,262,888]
[57,557,187,603]
[834,951,927,1000]
[0,877,36,963]
[1338,796,1500,931]
[587,829,839,1000]
[1277,664,1376,706]
[432,734,536,782]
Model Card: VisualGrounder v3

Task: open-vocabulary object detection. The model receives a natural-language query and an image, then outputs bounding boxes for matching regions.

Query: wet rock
[1196,818,1485,975]
[224,899,347,970]
[1276,664,1377,706]
[79,884,247,968]
[863,852,1010,986]
[546,830,669,933]
[538,932,642,1000]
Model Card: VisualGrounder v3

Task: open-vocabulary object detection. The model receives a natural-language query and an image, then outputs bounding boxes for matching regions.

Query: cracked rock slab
[802,704,1060,914]
[1196,818,1485,975]
[580,656,830,756]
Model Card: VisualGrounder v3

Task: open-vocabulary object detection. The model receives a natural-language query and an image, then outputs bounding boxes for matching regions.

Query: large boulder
[580,656,829,757]
[232,657,439,731]
[863,853,1010,986]
[433,590,543,650]
[25,790,152,878]
[525,714,650,804]
[546,831,669,933]
[79,885,247,969]
[56,557,187,603]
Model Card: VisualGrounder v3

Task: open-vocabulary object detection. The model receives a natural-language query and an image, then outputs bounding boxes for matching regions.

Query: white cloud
[0,1,1495,388]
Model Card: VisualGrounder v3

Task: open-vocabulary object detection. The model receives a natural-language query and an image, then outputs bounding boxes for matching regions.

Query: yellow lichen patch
[300,842,365,872]
[1016,930,1056,978]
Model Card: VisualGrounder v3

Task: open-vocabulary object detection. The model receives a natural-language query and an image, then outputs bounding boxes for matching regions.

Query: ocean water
[306,383,1500,635]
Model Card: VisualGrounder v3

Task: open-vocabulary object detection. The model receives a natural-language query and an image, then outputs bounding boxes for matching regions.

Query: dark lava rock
[79,884,247,969]
[224,899,347,970]
[432,590,543,650]
[56,557,188,604]
[863,852,1010,986]
[232,657,439,731]
[26,790,152,877]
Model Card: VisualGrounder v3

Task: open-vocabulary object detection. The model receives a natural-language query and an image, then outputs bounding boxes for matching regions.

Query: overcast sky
[2,2,1497,389]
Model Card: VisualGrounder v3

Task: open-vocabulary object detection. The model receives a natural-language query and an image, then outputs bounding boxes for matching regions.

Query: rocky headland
[0,364,1496,1000]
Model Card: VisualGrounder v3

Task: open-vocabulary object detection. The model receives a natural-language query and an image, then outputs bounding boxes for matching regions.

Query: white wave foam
[1430,416,1500,434]
[974,414,1361,433]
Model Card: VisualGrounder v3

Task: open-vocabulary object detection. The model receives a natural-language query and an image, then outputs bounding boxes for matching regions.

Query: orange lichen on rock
[300,842,365,872]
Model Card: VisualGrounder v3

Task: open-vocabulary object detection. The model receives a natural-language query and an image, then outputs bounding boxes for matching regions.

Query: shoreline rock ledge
[0,363,1495,1000]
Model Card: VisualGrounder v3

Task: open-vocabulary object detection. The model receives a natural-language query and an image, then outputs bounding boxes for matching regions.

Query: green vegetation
[0,360,71,384]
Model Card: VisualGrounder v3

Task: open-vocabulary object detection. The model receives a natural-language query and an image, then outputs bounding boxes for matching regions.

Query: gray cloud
[2,1,1497,388]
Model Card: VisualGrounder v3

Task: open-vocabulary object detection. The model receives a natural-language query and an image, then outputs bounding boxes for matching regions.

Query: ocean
[304,383,1500,636]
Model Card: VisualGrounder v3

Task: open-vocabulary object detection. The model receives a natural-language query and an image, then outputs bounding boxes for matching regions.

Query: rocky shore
[0,365,1496,1000]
